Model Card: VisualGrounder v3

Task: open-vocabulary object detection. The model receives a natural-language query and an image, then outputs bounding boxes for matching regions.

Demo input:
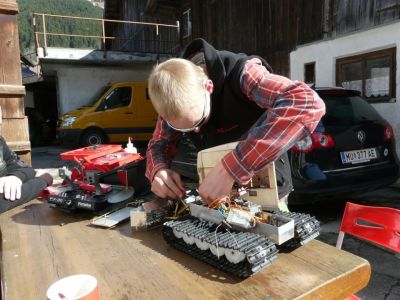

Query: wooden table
[0,200,371,300]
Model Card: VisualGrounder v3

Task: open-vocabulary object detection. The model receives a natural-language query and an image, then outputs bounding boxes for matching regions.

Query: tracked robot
[162,143,320,278]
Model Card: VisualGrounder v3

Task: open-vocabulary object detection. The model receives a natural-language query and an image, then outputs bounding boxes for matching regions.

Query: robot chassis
[161,142,320,278]
[162,191,320,278]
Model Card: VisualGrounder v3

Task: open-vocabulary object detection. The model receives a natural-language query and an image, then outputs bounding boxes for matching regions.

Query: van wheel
[81,129,106,146]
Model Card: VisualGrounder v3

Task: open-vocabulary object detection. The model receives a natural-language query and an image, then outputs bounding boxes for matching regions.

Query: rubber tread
[273,211,320,247]
[162,216,278,278]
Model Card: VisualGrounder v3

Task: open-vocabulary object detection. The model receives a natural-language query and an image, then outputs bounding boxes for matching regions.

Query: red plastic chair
[336,202,400,253]
[336,202,400,300]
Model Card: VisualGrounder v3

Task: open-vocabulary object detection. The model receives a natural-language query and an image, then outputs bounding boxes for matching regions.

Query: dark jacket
[182,38,272,148]
[0,137,35,181]
[0,137,53,213]
[181,39,293,198]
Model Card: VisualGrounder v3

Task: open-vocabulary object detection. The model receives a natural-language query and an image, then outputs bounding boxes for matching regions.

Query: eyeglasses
[166,92,209,133]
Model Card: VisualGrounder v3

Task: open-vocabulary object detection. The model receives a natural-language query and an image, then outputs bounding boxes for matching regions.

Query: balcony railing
[32,13,181,57]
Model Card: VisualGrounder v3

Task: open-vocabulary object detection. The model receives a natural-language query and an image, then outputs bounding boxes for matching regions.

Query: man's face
[165,80,213,133]
[166,92,210,133]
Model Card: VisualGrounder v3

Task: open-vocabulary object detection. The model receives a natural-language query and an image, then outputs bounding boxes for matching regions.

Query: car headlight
[61,116,77,127]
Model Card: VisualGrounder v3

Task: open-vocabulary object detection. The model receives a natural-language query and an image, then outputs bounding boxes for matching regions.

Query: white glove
[0,175,23,201]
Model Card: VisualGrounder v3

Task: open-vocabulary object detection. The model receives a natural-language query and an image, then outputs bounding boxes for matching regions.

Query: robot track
[162,216,278,278]
[273,211,320,247]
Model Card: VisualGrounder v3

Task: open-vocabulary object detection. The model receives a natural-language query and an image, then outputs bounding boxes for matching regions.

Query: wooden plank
[197,142,280,209]
[1,117,31,164]
[7,141,31,151]
[0,1,18,15]
[0,5,31,164]
[0,84,26,96]
[0,200,371,300]
[0,97,24,118]
[0,14,21,85]
[0,117,32,165]
[2,117,30,142]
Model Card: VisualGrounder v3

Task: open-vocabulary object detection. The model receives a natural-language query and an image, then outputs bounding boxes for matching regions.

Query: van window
[99,87,132,110]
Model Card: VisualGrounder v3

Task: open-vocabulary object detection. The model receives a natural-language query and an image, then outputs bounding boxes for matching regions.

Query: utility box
[196,142,280,210]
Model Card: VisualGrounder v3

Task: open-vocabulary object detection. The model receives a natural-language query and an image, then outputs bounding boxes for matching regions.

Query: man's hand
[198,161,235,205]
[0,175,23,201]
[151,169,186,200]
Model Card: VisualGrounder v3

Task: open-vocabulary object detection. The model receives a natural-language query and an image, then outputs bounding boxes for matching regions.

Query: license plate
[340,148,377,164]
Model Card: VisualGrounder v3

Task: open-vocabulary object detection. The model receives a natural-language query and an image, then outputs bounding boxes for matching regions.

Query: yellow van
[57,81,157,146]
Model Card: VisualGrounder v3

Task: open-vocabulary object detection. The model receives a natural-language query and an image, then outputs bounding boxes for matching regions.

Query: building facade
[290,1,400,158]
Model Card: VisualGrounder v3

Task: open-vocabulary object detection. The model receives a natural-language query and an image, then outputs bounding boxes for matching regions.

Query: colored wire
[208,196,229,209]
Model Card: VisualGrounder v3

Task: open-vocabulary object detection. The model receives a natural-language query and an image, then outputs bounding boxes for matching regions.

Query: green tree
[17,0,103,53]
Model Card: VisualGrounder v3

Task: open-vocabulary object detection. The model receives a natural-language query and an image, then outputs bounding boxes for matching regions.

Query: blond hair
[148,58,208,119]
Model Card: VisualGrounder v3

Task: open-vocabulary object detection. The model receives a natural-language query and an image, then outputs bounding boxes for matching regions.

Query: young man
[0,137,53,213]
[146,38,325,205]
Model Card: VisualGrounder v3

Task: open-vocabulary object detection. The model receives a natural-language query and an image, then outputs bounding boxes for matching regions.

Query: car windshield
[321,93,381,126]
[82,85,111,107]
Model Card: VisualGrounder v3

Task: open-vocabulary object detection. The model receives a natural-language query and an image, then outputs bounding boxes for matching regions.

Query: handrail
[33,12,180,28]
[36,32,116,39]
[32,12,181,58]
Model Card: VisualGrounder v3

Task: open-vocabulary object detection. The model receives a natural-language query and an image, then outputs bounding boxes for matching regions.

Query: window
[182,9,192,39]
[304,62,315,84]
[321,93,381,127]
[336,48,396,102]
[99,87,132,110]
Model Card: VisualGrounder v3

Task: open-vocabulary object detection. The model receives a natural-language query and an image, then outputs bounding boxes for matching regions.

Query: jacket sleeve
[222,58,326,184]
[145,116,182,181]
[1,137,36,182]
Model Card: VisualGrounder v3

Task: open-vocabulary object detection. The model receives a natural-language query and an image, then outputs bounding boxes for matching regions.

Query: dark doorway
[24,77,58,147]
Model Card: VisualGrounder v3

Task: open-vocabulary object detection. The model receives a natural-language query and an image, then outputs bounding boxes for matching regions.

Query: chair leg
[336,231,345,249]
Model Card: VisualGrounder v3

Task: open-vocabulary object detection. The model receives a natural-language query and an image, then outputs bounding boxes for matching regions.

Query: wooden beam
[7,141,31,151]
[0,1,19,15]
[0,84,26,96]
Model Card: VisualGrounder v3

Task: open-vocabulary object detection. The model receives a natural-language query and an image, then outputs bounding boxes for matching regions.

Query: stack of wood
[0,0,31,164]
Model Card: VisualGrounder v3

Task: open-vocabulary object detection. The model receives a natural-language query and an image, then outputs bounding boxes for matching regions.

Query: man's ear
[205,79,214,94]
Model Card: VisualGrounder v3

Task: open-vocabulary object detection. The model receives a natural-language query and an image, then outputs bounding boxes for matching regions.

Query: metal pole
[32,14,40,79]
[42,14,48,56]
[176,20,180,52]
[32,14,39,57]
[156,25,160,62]
[102,19,107,58]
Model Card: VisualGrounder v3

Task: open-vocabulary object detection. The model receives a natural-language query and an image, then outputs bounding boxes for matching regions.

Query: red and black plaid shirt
[146,58,325,184]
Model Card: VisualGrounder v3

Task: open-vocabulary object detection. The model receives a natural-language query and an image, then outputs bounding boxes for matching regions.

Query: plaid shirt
[146,58,325,184]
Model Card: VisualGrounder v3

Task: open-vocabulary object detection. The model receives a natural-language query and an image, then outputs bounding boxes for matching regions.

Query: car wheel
[81,129,106,146]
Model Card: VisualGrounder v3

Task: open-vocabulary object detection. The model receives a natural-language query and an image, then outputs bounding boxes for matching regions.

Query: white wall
[45,63,153,115]
[290,21,400,158]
